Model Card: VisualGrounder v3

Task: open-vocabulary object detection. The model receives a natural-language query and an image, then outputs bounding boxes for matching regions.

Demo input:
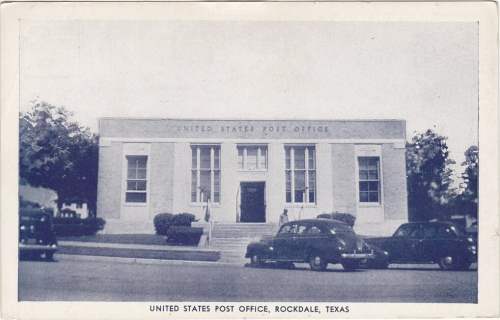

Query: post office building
[97,118,408,236]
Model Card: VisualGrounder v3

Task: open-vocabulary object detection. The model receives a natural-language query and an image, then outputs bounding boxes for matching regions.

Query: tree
[457,145,478,218]
[19,101,99,215]
[406,129,455,221]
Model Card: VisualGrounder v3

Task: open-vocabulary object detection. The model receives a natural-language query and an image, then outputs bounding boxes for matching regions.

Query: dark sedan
[19,209,58,260]
[365,221,477,270]
[245,219,374,271]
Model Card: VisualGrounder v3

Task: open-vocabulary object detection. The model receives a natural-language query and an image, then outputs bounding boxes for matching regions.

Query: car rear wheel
[342,260,360,271]
[41,251,54,261]
[438,255,463,270]
[309,253,327,271]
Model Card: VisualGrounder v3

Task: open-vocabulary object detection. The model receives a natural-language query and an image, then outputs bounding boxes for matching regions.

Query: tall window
[285,145,316,204]
[237,145,267,170]
[126,155,148,203]
[191,145,221,203]
[358,157,380,203]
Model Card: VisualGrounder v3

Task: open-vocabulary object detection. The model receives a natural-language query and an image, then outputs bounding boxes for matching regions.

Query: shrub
[153,213,174,235]
[166,226,203,245]
[53,217,106,236]
[172,212,197,226]
[317,212,356,227]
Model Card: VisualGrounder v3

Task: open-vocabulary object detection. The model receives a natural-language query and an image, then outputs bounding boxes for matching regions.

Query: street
[19,257,477,303]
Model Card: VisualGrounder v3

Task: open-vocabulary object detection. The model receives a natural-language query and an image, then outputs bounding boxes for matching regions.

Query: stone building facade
[97,118,408,236]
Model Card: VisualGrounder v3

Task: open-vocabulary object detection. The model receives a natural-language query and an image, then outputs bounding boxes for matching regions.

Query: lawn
[59,234,168,246]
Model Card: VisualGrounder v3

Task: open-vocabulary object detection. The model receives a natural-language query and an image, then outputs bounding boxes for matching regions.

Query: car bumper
[341,252,375,260]
[19,243,58,252]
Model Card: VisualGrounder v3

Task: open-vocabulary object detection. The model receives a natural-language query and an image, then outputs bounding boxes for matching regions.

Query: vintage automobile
[19,208,58,260]
[245,219,375,271]
[364,221,477,270]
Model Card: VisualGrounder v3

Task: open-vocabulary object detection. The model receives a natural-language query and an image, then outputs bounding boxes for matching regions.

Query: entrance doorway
[240,182,266,223]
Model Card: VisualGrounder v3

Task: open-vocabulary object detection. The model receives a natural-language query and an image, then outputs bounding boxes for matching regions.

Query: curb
[56,253,243,267]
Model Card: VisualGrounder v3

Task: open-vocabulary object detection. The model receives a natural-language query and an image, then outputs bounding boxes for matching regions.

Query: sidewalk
[58,240,221,262]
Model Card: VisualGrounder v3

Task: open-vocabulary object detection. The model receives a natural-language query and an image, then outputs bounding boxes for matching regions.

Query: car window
[297,224,308,235]
[278,225,293,234]
[437,226,457,239]
[394,224,416,237]
[422,225,438,238]
[408,226,424,239]
[306,225,323,235]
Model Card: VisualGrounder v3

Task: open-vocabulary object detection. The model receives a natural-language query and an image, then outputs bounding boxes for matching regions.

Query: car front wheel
[438,255,461,270]
[250,253,263,267]
[309,253,327,271]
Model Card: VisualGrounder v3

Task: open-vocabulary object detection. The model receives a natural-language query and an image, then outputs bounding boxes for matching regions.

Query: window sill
[189,203,221,208]
[284,203,317,209]
[358,202,383,208]
[123,202,148,207]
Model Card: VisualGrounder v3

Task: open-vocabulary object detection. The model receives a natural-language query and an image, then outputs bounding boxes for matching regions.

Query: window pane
[286,192,292,203]
[285,147,291,169]
[199,147,211,169]
[237,148,244,169]
[214,147,220,169]
[128,181,146,191]
[308,148,316,169]
[368,170,378,180]
[127,168,137,179]
[191,147,197,169]
[136,157,147,169]
[199,171,211,201]
[368,181,379,192]
[295,170,305,191]
[359,191,369,202]
[294,147,305,169]
[137,169,147,179]
[308,171,316,191]
[246,147,258,170]
[125,192,146,203]
[368,191,379,202]
[309,191,315,203]
[295,190,304,202]
[259,147,267,169]
[191,171,197,202]
[359,181,369,192]
[127,181,137,190]
[359,169,369,180]
[214,171,220,194]
[367,158,378,170]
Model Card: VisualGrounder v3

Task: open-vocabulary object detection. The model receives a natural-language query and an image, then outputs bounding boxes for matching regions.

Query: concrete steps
[210,223,277,264]
[211,223,276,239]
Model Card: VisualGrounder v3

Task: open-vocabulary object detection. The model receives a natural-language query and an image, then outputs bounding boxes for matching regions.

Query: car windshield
[327,222,354,234]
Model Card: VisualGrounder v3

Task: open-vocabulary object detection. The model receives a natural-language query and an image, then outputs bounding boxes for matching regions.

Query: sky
[19,20,478,183]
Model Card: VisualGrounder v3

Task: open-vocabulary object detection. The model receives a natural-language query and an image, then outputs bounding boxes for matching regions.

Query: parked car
[245,219,375,271]
[19,208,58,260]
[364,221,477,270]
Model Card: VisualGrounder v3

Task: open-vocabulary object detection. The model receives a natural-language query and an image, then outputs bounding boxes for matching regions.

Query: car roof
[283,218,348,226]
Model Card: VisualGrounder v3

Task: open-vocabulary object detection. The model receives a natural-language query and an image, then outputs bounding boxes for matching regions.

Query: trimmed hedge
[317,212,356,227]
[153,213,174,235]
[153,212,197,235]
[166,226,203,245]
[53,217,106,236]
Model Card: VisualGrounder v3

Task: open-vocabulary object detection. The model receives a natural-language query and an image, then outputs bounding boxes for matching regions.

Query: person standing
[279,209,289,227]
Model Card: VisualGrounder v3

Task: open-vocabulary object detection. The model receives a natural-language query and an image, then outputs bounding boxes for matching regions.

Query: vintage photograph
[2,2,498,319]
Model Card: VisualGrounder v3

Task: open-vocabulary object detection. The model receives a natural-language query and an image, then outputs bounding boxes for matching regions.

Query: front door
[240,182,266,223]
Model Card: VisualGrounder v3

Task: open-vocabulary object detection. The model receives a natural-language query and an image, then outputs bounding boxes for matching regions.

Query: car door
[272,223,297,260]
[385,224,419,262]
[420,224,440,262]
[288,222,310,261]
